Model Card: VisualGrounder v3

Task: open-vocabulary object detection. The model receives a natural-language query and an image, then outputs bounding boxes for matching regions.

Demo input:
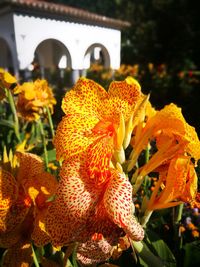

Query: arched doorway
[0,38,13,73]
[32,39,72,82]
[83,44,110,69]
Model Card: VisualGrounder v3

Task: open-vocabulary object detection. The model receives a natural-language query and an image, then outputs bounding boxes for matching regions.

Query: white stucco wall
[13,14,121,70]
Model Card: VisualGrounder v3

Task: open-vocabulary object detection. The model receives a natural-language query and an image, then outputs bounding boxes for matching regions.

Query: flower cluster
[0,149,57,266]
[0,68,200,266]
[46,76,200,265]
[14,79,57,121]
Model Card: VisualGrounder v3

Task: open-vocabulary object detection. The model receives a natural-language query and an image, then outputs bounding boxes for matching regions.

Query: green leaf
[42,149,56,162]
[146,229,176,267]
[183,241,200,267]
[138,256,149,267]
[0,119,15,128]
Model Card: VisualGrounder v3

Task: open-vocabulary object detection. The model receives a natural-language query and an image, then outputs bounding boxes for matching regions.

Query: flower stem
[45,106,55,138]
[31,244,40,267]
[141,210,153,227]
[63,243,76,267]
[131,240,164,267]
[143,144,150,193]
[38,119,49,169]
[72,243,78,267]
[6,88,21,141]
[175,203,184,224]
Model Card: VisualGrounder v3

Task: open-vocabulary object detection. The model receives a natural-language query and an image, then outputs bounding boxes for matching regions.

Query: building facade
[0,0,129,82]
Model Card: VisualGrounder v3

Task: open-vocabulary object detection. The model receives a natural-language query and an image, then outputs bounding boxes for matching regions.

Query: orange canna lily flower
[129,103,200,170]
[129,104,200,194]
[45,154,144,250]
[147,155,198,210]
[49,77,144,264]
[54,77,142,183]
[0,151,57,266]
[14,79,56,121]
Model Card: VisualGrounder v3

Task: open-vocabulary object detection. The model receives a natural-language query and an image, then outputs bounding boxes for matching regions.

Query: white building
[0,0,130,82]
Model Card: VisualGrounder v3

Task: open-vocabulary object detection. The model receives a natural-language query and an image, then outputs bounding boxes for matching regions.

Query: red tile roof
[0,0,130,29]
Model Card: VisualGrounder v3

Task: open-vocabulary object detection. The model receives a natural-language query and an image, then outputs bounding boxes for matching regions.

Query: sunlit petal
[54,113,99,161]
[104,171,144,240]
[62,77,107,116]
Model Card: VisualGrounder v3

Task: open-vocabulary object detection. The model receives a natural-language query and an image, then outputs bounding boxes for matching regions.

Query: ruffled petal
[54,113,99,160]
[23,172,57,204]
[181,164,198,203]
[0,168,18,212]
[2,242,33,267]
[108,77,141,108]
[0,169,31,236]
[45,155,101,246]
[106,77,141,122]
[158,156,190,204]
[77,239,113,266]
[0,207,33,248]
[31,208,51,246]
[86,135,113,185]
[185,123,200,160]
[62,77,108,116]
[16,152,44,184]
[104,171,144,241]
[147,103,186,134]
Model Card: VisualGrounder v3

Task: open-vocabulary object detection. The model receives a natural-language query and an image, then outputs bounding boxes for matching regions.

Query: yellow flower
[54,77,142,180]
[15,79,56,121]
[147,156,198,210]
[129,103,200,172]
[46,77,144,255]
[0,68,17,100]
[0,151,57,266]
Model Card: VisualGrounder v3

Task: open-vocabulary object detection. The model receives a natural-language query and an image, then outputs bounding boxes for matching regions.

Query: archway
[83,44,110,69]
[0,38,13,73]
[32,39,72,81]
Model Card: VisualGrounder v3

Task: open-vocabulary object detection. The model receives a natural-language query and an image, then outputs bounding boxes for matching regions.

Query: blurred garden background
[49,0,200,134]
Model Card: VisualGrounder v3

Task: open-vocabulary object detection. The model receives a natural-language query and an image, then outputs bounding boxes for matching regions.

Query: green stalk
[6,88,21,141]
[45,106,55,138]
[143,144,150,193]
[175,203,184,224]
[72,243,79,267]
[63,243,76,267]
[131,240,165,267]
[38,119,49,169]
[141,210,153,227]
[31,244,40,267]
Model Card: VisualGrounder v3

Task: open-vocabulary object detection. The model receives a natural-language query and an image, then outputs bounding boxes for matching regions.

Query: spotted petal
[22,172,57,204]
[0,168,18,212]
[62,77,108,117]
[2,242,33,267]
[104,171,144,241]
[107,77,142,121]
[77,239,113,266]
[32,209,51,246]
[16,152,44,184]
[54,113,99,160]
[45,155,102,246]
